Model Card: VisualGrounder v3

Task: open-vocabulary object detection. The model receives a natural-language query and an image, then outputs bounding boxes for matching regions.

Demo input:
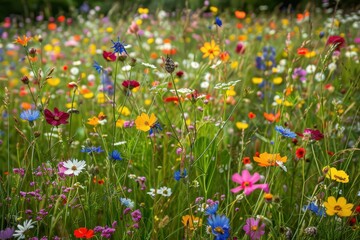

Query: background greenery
[2,0,359,21]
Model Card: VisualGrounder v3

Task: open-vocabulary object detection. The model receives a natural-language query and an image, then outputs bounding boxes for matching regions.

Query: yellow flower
[118,106,131,116]
[200,40,220,60]
[97,92,107,104]
[116,119,125,128]
[226,86,236,96]
[324,196,353,217]
[47,78,60,86]
[182,215,203,231]
[87,117,99,126]
[253,152,287,167]
[323,166,349,183]
[252,77,263,84]
[273,77,283,85]
[236,122,249,130]
[135,113,157,132]
[210,6,218,13]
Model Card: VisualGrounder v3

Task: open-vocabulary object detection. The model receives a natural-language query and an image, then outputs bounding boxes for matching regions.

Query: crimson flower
[44,107,70,126]
[326,35,345,51]
[74,227,94,239]
[102,50,116,62]
[122,80,140,90]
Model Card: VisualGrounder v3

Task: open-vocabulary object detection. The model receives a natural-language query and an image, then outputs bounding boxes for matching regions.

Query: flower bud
[21,76,29,84]
[304,226,317,237]
[29,48,37,57]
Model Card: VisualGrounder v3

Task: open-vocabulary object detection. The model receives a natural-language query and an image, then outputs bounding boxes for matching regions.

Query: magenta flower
[44,107,69,126]
[243,218,266,240]
[122,80,140,90]
[231,169,269,195]
[303,128,324,141]
[102,50,116,62]
[326,35,345,51]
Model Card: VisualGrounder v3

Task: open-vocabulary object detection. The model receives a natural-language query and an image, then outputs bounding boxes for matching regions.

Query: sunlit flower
[74,227,94,239]
[200,40,220,60]
[231,169,269,195]
[14,35,32,47]
[324,196,353,217]
[323,166,349,183]
[253,152,287,167]
[63,159,86,176]
[135,113,157,132]
[243,218,265,240]
[207,214,230,240]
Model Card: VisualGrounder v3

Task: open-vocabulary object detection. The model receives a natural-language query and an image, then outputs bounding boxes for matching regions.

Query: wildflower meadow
[1,1,360,239]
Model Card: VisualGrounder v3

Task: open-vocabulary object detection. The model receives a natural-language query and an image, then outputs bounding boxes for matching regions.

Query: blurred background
[1,0,359,21]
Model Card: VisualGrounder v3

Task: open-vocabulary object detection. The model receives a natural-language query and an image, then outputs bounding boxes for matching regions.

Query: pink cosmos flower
[243,218,266,240]
[44,107,69,126]
[231,169,269,195]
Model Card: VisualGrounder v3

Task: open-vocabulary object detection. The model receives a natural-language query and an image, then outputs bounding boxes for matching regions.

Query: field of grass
[0,3,359,240]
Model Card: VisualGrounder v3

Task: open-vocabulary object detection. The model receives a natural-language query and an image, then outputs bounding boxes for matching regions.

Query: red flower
[44,107,70,126]
[74,227,94,239]
[102,51,116,62]
[248,112,256,119]
[176,71,184,78]
[122,80,140,90]
[326,35,345,51]
[295,147,306,159]
[242,157,251,164]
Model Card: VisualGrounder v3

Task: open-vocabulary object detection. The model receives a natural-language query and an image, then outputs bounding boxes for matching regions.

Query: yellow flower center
[334,205,342,211]
[214,227,224,234]
[144,121,149,126]
[251,225,258,231]
[71,166,77,171]
[242,181,251,188]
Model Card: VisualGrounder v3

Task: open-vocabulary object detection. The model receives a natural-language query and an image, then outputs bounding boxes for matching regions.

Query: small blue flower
[174,169,187,181]
[20,109,40,122]
[205,203,218,216]
[120,197,134,209]
[109,150,122,161]
[302,202,326,217]
[207,214,230,240]
[81,146,104,154]
[111,37,127,55]
[214,17,222,27]
[149,122,162,135]
[93,61,102,73]
[275,125,297,139]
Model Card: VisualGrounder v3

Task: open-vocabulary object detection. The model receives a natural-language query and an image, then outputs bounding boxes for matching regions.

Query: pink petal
[231,173,243,184]
[241,169,251,181]
[249,172,260,183]
[231,186,243,193]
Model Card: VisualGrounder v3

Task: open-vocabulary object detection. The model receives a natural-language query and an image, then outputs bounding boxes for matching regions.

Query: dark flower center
[334,205,342,211]
[71,166,77,171]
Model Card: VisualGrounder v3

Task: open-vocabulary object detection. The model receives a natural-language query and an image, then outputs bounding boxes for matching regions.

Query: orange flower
[14,35,32,47]
[235,11,246,19]
[263,111,280,122]
[48,23,57,31]
[21,102,32,110]
[182,215,202,231]
[297,47,309,55]
[219,51,230,62]
[254,152,287,167]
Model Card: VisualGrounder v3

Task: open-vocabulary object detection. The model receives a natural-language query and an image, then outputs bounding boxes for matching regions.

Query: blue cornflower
[275,125,297,139]
[302,202,326,217]
[207,214,230,240]
[214,17,222,27]
[20,109,40,122]
[109,150,122,161]
[93,61,102,73]
[149,122,162,135]
[174,169,187,181]
[205,203,218,216]
[81,146,104,154]
[111,37,127,55]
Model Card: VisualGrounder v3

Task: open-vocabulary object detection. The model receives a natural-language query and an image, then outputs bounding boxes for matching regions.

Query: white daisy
[147,188,157,198]
[63,159,86,176]
[13,219,35,239]
[157,186,172,197]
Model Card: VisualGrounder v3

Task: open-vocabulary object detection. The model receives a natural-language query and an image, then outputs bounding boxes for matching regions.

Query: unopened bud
[29,48,37,57]
[21,76,29,84]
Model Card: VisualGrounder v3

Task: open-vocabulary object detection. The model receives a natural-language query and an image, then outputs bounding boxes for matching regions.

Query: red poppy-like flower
[295,147,306,159]
[122,80,140,90]
[74,227,94,239]
[164,96,180,104]
[326,35,345,51]
[102,50,116,62]
[176,71,184,78]
[242,157,251,164]
[44,107,70,126]
[248,112,256,119]
[297,47,309,55]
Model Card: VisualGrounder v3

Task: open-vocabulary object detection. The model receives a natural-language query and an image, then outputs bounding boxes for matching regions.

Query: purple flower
[243,218,266,240]
[0,227,14,239]
[131,209,142,223]
[231,169,269,196]
[292,67,307,82]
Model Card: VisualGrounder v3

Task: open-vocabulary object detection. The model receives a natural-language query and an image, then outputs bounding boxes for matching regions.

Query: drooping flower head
[207,214,230,240]
[275,125,297,139]
[44,107,69,126]
[231,169,269,195]
[243,218,265,240]
[253,152,287,167]
[324,196,353,217]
